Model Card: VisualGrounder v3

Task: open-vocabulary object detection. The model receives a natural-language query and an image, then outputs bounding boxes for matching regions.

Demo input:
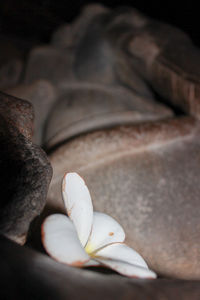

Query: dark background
[0,0,199,46]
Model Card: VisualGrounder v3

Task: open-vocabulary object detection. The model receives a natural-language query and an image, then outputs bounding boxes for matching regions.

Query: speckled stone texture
[44,82,172,149]
[47,117,200,279]
[0,92,52,244]
[5,80,57,145]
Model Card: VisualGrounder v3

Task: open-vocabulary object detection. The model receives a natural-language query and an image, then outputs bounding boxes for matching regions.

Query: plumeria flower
[42,173,157,279]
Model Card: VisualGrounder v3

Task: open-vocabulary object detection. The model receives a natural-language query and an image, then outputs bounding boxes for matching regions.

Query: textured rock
[0,91,34,139]
[0,92,52,244]
[5,80,57,145]
[47,117,200,279]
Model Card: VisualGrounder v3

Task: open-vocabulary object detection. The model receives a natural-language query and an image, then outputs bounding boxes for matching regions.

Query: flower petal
[94,242,148,268]
[85,212,125,254]
[42,214,90,266]
[95,259,157,279]
[84,260,101,267]
[62,173,93,247]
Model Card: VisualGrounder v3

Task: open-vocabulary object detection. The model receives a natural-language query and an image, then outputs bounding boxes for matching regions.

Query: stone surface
[0,34,37,64]
[0,34,37,90]
[51,5,154,98]
[1,236,200,300]
[51,4,109,49]
[125,9,200,117]
[0,91,34,139]
[24,5,154,99]
[24,46,75,85]
[24,5,110,87]
[0,34,34,91]
[5,80,57,145]
[16,4,200,118]
[44,82,172,149]
[47,117,200,279]
[0,59,23,90]
[0,92,52,244]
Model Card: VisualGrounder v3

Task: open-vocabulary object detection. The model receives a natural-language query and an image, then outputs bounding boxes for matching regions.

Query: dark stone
[0,91,34,139]
[125,9,200,117]
[5,80,57,145]
[1,236,200,300]
[0,92,52,244]
[0,59,23,90]
[25,5,154,99]
[57,6,154,98]
[24,46,75,85]
[51,4,109,48]
[73,15,117,86]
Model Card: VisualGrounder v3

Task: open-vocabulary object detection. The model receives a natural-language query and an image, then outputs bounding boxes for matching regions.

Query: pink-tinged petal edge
[84,260,101,267]
[94,243,157,279]
[42,214,90,267]
[95,259,157,279]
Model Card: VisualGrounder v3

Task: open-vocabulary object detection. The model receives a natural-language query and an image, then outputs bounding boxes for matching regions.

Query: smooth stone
[51,4,109,48]
[52,5,154,98]
[44,82,172,149]
[47,117,200,279]
[73,15,117,86]
[2,236,200,299]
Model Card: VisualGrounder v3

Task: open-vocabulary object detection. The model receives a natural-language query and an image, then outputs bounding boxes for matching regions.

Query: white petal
[96,259,157,279]
[84,260,101,267]
[94,243,148,268]
[62,173,93,247]
[42,214,90,266]
[85,212,125,254]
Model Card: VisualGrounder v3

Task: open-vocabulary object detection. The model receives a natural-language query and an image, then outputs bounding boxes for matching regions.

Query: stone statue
[1,4,200,299]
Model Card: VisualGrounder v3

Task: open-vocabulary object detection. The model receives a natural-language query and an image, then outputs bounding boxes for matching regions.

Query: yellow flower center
[84,242,95,256]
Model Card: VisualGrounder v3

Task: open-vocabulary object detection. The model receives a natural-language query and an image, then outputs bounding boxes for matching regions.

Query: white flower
[42,172,157,279]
